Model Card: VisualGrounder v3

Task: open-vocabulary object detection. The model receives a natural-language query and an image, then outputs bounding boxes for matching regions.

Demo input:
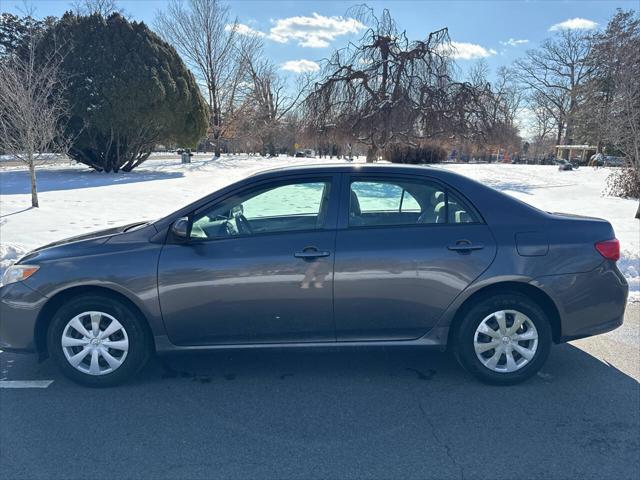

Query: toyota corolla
[0,164,628,386]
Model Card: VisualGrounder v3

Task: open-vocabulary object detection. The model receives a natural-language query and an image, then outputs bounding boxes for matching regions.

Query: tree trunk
[556,123,564,158]
[366,147,377,163]
[213,132,222,158]
[28,160,39,208]
[635,201,640,220]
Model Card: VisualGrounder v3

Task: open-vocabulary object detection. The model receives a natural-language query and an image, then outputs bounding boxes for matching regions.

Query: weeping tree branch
[303,6,485,162]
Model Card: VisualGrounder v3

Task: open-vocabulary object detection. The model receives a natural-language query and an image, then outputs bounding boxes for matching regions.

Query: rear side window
[446,190,479,224]
[351,182,421,213]
[349,178,480,227]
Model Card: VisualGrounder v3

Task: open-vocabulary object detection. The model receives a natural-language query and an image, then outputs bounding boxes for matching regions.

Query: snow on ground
[0,155,638,301]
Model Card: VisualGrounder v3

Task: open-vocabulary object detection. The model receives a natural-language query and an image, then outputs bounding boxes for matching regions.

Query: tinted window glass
[446,190,479,224]
[351,182,420,213]
[242,183,326,218]
[192,181,331,239]
[349,178,479,227]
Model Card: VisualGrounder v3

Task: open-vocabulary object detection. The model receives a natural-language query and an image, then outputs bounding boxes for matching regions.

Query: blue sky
[3,0,635,78]
[3,0,635,139]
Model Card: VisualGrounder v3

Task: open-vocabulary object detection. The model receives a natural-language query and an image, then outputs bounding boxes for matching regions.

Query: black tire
[453,292,552,385]
[47,294,151,387]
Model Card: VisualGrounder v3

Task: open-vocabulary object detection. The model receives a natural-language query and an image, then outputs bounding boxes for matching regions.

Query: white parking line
[0,380,54,389]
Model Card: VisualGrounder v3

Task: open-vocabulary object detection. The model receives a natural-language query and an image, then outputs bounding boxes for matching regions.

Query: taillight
[595,238,620,261]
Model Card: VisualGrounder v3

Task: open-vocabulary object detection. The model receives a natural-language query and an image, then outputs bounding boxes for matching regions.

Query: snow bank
[0,243,29,279]
[618,251,640,302]
[0,157,638,301]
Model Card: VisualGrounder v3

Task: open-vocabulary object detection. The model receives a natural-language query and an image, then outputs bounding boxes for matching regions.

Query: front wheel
[47,294,151,387]
[453,293,552,385]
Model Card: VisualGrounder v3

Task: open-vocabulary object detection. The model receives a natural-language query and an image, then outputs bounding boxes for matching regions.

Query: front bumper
[0,282,47,352]
[532,261,628,343]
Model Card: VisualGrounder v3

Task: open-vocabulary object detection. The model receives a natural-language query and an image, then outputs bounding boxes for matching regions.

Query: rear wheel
[453,293,552,385]
[47,294,151,387]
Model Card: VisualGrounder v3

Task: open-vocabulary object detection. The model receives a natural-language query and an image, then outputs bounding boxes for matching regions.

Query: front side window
[191,180,331,239]
[349,177,480,227]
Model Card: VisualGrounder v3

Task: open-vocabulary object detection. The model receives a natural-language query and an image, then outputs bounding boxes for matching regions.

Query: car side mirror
[171,217,190,240]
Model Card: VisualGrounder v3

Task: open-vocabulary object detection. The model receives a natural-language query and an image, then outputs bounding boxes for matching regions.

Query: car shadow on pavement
[3,343,637,479]
[131,343,638,478]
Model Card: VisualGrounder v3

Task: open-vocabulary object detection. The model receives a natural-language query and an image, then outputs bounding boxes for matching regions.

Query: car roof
[250,162,441,177]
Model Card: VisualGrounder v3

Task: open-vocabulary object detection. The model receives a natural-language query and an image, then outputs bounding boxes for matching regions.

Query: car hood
[18,221,150,263]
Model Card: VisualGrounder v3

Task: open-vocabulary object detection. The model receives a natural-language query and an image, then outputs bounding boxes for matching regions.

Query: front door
[158,175,339,346]
[333,174,497,341]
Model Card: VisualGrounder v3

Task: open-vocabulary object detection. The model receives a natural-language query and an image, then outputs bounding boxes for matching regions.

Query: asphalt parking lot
[1,305,638,480]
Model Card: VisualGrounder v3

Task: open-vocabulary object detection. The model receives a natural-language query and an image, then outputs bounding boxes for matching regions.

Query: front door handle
[448,241,485,253]
[294,247,330,259]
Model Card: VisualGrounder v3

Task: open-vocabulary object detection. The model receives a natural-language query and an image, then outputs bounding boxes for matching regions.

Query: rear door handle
[294,248,330,259]
[448,242,485,252]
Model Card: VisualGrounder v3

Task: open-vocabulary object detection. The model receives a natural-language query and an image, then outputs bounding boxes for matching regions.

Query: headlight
[0,265,40,288]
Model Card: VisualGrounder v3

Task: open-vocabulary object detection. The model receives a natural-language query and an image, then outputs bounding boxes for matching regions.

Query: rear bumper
[558,315,624,342]
[0,282,47,353]
[532,261,628,343]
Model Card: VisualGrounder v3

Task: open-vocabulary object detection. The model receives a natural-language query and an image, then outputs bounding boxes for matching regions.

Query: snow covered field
[0,155,638,301]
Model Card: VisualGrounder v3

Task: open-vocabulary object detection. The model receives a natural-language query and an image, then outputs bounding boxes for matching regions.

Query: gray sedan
[0,164,628,386]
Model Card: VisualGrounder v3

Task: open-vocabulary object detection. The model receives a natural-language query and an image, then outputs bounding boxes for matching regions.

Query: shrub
[40,13,208,172]
[604,167,640,198]
[386,144,447,164]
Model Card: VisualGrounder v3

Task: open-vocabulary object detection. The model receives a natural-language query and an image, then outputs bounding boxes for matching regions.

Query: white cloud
[225,23,265,37]
[549,18,598,31]
[281,59,320,73]
[446,41,497,60]
[268,13,364,48]
[500,38,529,47]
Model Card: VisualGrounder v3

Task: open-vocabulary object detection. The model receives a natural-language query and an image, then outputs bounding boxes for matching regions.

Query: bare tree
[467,62,523,157]
[71,0,122,17]
[238,35,310,156]
[581,10,639,216]
[155,0,243,157]
[584,11,639,166]
[0,19,67,208]
[514,29,593,151]
[304,7,476,162]
[529,92,559,142]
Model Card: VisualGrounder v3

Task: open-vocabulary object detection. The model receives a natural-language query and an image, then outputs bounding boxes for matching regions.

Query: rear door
[333,173,496,341]
[158,174,340,346]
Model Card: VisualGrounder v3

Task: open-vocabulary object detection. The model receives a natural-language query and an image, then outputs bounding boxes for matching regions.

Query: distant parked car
[294,149,315,158]
[0,164,628,387]
[588,153,624,167]
[557,159,574,171]
[604,156,625,167]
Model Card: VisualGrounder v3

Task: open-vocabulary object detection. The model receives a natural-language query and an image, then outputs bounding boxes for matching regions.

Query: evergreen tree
[0,13,56,59]
[40,12,208,172]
